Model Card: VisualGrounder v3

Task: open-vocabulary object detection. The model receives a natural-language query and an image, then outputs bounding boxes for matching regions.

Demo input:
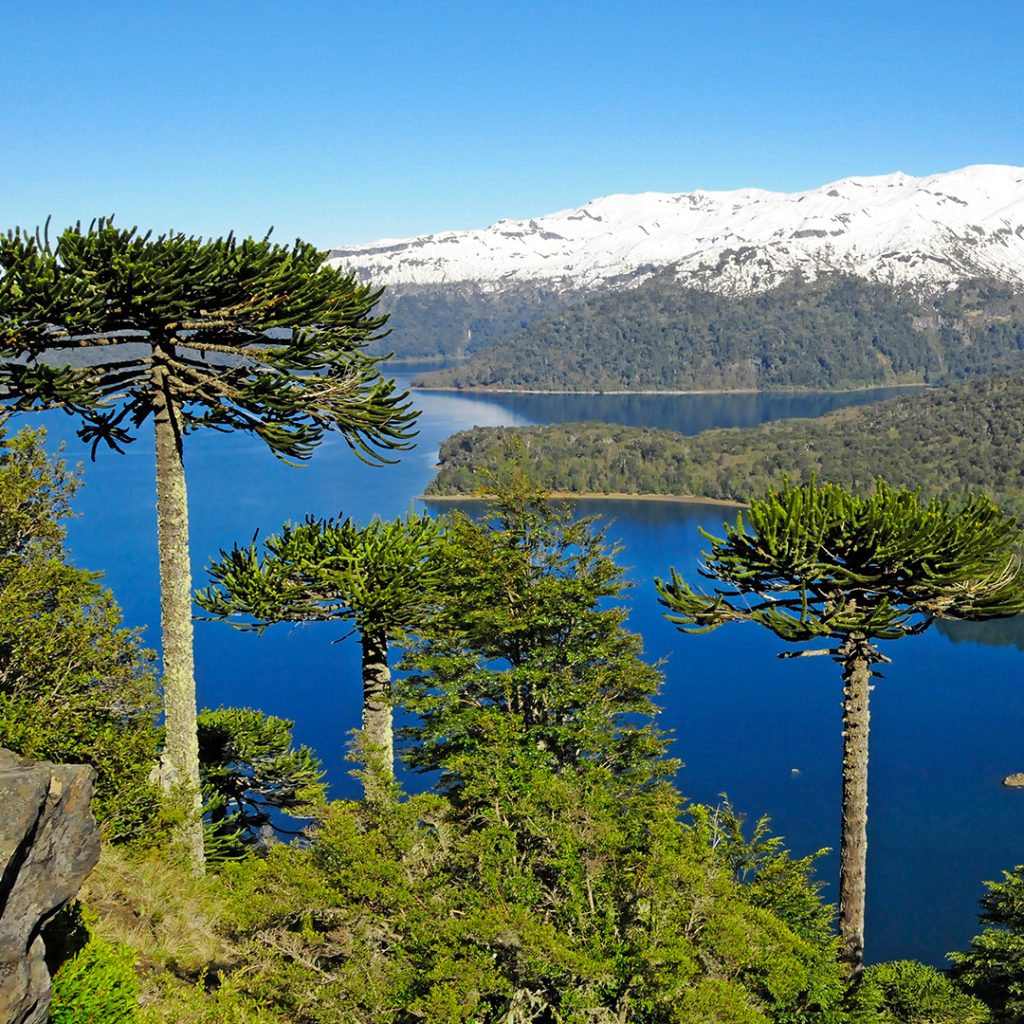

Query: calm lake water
[30,369,1022,969]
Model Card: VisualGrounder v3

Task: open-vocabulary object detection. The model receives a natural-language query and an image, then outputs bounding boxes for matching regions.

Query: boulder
[0,749,100,1024]
[1003,772,1024,788]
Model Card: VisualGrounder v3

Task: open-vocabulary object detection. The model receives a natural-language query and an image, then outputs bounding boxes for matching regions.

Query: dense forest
[426,370,1024,516]
[414,274,1024,390]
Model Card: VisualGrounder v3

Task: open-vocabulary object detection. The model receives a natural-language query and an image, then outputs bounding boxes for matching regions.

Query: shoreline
[411,383,928,396]
[420,490,748,508]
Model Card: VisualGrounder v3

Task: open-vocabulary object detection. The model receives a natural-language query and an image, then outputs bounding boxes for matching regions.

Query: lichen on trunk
[151,351,204,872]
[360,629,394,800]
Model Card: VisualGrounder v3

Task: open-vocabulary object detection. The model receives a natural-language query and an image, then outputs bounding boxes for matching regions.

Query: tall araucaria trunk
[151,348,205,872]
[838,633,875,981]
[360,628,393,800]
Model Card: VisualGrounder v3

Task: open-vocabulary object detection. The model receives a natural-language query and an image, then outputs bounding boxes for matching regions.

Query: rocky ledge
[0,749,100,1024]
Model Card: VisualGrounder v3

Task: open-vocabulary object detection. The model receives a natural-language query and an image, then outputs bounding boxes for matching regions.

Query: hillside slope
[414,275,1024,390]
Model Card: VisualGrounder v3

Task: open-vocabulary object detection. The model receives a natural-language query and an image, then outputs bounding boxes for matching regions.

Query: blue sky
[4,1,1022,247]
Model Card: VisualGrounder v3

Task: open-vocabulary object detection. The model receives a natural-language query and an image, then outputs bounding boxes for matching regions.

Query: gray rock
[0,748,100,1024]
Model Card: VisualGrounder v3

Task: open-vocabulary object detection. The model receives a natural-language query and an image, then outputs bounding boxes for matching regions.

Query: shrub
[50,936,140,1024]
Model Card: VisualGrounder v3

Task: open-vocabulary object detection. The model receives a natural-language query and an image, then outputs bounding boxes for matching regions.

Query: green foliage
[195,483,854,1021]
[950,864,1024,1021]
[656,478,1024,976]
[198,706,325,855]
[72,476,961,1022]
[415,273,1024,392]
[197,510,443,639]
[50,935,140,1024]
[399,474,669,790]
[0,216,419,864]
[851,961,991,1023]
[0,426,160,842]
[691,799,835,947]
[0,217,422,868]
[198,511,446,793]
[425,370,1024,519]
[216,776,850,1023]
[0,218,418,461]
[655,478,1024,644]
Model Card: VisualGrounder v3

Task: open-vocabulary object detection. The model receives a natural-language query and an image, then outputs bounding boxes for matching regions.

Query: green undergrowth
[58,807,991,1024]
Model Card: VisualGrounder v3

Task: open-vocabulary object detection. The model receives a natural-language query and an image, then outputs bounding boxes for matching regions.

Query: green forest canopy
[414,274,1024,391]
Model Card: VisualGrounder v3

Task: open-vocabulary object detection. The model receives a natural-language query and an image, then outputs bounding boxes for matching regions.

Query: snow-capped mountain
[327,165,1024,294]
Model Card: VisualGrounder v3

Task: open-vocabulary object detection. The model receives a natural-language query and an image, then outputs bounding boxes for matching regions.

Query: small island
[426,370,1024,517]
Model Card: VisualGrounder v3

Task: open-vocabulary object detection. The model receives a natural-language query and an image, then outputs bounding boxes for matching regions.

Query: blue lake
[28,370,1023,969]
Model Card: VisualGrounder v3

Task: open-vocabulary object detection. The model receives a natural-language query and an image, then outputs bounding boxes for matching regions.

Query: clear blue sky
[4,1,1022,247]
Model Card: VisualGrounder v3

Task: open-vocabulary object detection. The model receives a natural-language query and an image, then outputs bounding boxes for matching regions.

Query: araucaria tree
[655,478,1024,979]
[197,511,443,798]
[0,219,418,867]
[197,706,325,854]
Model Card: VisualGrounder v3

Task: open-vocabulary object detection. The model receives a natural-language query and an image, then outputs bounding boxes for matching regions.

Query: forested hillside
[427,371,1024,516]
[415,274,1024,389]
[371,280,590,359]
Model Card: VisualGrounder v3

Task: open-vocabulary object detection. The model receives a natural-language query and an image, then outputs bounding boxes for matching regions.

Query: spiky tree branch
[197,511,444,800]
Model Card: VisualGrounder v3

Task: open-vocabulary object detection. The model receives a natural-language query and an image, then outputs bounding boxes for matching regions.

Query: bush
[852,960,991,1023]
[949,864,1024,1021]
[50,936,140,1024]
[0,426,161,843]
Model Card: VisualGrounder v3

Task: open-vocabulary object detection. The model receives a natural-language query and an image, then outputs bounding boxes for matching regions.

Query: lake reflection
[26,370,1020,970]
[417,383,925,434]
[938,615,1024,651]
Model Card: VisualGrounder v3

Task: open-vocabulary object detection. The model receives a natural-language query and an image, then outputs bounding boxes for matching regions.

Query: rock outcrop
[0,749,100,1024]
[1003,772,1024,787]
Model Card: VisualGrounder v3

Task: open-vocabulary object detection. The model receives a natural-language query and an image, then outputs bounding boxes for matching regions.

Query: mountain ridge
[328,164,1024,296]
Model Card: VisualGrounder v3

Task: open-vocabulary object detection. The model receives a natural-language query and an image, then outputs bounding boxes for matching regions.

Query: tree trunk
[838,634,875,981]
[151,351,205,872]
[360,628,393,800]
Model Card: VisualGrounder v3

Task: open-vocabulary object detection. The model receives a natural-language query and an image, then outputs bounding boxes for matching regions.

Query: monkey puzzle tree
[197,511,443,799]
[197,706,325,855]
[655,478,1024,980]
[0,219,418,866]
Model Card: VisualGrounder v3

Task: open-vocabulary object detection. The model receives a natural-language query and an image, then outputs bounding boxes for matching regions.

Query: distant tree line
[415,273,1024,390]
[426,370,1024,517]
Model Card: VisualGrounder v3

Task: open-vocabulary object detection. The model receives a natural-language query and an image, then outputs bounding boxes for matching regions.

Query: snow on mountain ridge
[326,165,1024,293]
